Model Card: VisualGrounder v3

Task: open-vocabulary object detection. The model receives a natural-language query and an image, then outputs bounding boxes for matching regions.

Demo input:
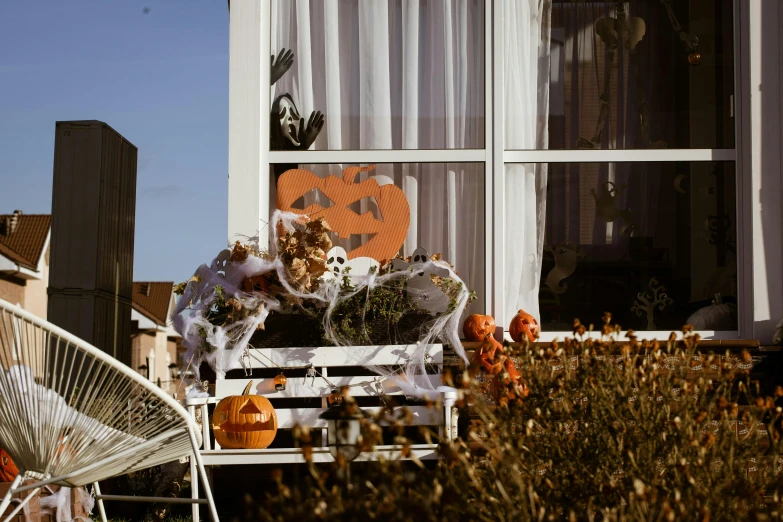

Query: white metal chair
[0,298,219,522]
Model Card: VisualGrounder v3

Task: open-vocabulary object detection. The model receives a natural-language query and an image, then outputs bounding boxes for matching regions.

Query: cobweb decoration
[172,210,471,399]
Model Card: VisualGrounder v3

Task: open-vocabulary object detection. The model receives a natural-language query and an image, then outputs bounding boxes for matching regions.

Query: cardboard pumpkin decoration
[463,314,496,341]
[509,309,539,343]
[0,448,19,482]
[277,165,410,263]
[212,381,278,449]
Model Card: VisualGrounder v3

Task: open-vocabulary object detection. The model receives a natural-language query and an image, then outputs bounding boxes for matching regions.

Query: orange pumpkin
[241,274,270,294]
[277,165,410,263]
[212,381,278,449]
[491,358,528,405]
[470,336,503,375]
[463,314,496,342]
[509,309,539,343]
[0,448,19,482]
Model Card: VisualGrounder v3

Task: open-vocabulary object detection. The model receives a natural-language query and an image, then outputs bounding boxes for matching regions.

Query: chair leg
[1,487,39,522]
[92,481,108,522]
[0,474,23,519]
[190,450,199,521]
[189,427,219,522]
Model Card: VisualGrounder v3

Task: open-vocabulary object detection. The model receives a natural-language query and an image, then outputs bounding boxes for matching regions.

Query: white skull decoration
[323,246,380,284]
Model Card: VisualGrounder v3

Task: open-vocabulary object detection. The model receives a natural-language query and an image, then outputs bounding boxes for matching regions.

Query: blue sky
[0,0,228,284]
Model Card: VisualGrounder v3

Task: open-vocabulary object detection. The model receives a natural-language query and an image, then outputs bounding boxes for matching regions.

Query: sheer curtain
[271,0,486,313]
[504,0,552,325]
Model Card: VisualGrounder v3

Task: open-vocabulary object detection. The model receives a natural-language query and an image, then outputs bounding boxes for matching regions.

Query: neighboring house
[0,211,51,319]
[130,281,184,397]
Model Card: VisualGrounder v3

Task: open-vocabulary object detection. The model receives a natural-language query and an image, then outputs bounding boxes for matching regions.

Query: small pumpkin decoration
[0,448,19,482]
[509,309,539,343]
[463,314,496,342]
[491,358,527,405]
[277,165,411,263]
[212,381,278,449]
[241,274,270,294]
[470,336,503,375]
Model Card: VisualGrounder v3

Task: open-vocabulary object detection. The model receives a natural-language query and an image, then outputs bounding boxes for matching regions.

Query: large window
[231,0,745,340]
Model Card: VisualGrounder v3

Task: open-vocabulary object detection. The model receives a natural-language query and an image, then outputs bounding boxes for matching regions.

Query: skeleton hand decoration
[271,48,294,86]
[299,111,325,151]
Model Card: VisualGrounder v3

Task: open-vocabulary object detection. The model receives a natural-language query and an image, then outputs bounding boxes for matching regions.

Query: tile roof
[132,282,174,326]
[0,214,51,270]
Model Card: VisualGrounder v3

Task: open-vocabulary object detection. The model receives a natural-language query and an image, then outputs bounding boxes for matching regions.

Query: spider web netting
[172,210,470,399]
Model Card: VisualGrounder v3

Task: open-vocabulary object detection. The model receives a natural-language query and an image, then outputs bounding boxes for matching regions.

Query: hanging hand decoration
[270,48,325,183]
[590,181,634,236]
[277,165,410,264]
[631,277,673,330]
[545,242,585,295]
[661,0,701,65]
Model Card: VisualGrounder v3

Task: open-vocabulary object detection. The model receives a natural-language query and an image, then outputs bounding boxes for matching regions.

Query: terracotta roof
[0,214,51,270]
[132,282,174,326]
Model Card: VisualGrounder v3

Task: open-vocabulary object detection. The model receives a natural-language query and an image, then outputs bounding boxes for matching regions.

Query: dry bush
[250,323,783,521]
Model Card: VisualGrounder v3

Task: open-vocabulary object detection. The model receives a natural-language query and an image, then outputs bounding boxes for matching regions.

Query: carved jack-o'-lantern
[212,381,278,449]
[277,165,410,263]
[509,309,539,343]
[0,448,19,482]
[463,314,496,342]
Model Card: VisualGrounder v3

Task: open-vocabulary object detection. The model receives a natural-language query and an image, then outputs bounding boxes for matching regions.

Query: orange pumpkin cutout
[0,448,19,482]
[509,309,539,343]
[212,381,278,449]
[463,314,496,342]
[277,165,410,263]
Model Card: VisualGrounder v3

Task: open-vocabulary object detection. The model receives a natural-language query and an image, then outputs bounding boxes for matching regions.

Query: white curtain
[503,0,552,325]
[272,0,486,314]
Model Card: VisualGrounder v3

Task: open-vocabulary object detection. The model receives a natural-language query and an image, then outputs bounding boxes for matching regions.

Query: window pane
[537,161,737,331]
[271,0,485,151]
[511,0,735,150]
[270,163,486,314]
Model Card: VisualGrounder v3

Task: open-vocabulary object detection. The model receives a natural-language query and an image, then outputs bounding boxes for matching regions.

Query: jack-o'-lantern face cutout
[277,165,410,263]
[212,381,278,449]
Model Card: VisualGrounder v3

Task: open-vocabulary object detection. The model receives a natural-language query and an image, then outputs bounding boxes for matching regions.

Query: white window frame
[227,1,782,343]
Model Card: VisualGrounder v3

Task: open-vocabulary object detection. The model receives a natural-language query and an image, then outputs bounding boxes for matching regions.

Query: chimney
[2,210,22,236]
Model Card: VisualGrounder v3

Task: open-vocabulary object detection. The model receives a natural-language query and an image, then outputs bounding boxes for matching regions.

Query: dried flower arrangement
[172,211,474,385]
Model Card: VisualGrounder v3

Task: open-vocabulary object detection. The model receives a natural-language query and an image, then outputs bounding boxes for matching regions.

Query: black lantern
[319,394,369,462]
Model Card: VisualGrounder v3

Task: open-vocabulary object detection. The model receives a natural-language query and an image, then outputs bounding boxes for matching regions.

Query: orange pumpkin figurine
[0,448,19,482]
[212,381,278,449]
[470,335,503,375]
[463,314,496,342]
[509,309,539,343]
[491,358,528,405]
